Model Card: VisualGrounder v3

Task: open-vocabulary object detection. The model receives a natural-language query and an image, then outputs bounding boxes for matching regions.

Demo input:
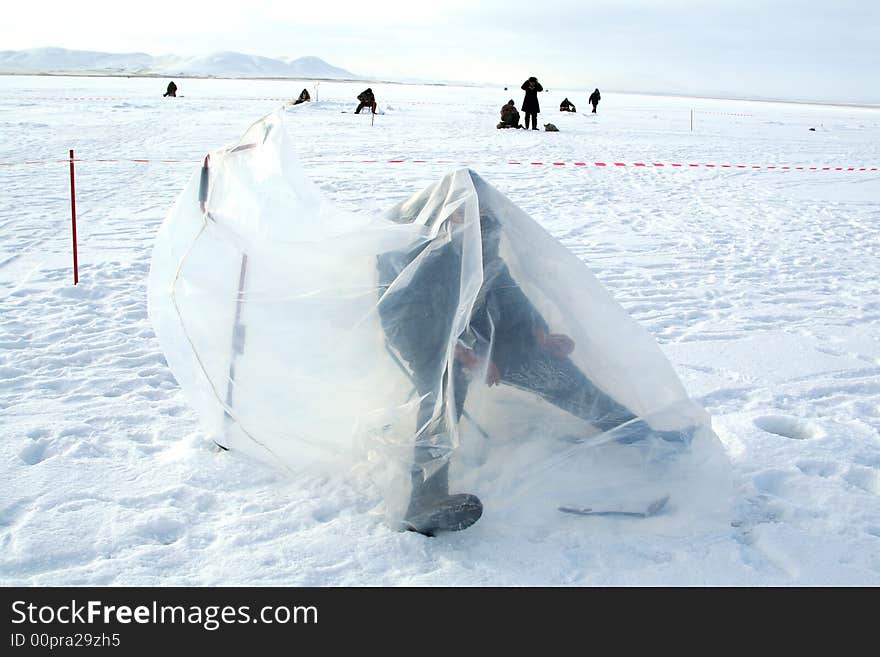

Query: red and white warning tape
[307,160,876,171]
[1,157,877,171]
[695,111,753,117]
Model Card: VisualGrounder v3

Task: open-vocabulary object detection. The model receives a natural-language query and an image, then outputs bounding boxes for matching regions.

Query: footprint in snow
[19,439,53,465]
[795,459,839,478]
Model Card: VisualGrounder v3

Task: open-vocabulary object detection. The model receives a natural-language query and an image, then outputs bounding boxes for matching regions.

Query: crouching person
[293,88,311,105]
[355,88,377,114]
[497,99,522,129]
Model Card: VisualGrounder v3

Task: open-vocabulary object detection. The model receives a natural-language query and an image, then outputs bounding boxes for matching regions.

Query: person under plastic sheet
[377,173,689,536]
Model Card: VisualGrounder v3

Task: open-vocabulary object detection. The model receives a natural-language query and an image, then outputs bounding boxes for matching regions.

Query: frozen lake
[1,75,879,585]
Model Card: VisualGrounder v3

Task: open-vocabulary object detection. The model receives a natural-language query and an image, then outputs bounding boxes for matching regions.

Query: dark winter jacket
[378,211,548,382]
[357,88,375,103]
[163,81,177,97]
[589,89,601,106]
[293,88,311,105]
[500,101,519,126]
[520,79,543,113]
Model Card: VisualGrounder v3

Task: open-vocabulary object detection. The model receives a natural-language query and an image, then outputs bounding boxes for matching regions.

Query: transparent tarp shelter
[149,110,730,534]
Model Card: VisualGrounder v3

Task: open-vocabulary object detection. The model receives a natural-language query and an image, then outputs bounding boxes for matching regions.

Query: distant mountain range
[0,48,358,80]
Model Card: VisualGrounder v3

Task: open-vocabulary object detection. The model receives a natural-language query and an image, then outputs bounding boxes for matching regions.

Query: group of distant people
[497,79,602,129]
[162,80,376,113]
[558,90,600,114]
[163,81,316,105]
[162,79,601,129]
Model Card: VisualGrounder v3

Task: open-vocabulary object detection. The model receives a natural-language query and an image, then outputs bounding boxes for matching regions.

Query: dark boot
[402,461,482,536]
[611,420,696,447]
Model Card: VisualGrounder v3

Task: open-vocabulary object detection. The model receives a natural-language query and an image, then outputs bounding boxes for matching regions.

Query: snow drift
[148,109,730,533]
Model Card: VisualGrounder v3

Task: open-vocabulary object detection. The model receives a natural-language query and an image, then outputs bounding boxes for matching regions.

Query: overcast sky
[3,0,879,103]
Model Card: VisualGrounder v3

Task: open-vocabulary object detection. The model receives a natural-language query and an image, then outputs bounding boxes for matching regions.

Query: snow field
[1,75,879,584]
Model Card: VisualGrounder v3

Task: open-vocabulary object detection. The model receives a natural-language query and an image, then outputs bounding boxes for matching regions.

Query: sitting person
[163,81,177,98]
[355,88,377,114]
[498,99,521,128]
[559,97,576,112]
[293,88,311,105]
[378,172,689,536]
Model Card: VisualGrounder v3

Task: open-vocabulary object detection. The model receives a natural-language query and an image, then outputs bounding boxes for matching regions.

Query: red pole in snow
[69,149,79,285]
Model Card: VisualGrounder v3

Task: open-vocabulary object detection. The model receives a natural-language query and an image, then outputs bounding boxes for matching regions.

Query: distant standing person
[589,88,601,113]
[163,81,177,98]
[355,88,377,114]
[520,76,543,130]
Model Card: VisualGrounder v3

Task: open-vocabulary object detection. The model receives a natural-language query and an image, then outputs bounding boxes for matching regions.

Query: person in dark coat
[355,88,377,114]
[589,88,601,113]
[163,81,177,98]
[559,97,576,112]
[293,88,311,105]
[520,77,543,130]
[498,99,521,128]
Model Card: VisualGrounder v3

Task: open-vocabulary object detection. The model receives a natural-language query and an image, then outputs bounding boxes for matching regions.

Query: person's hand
[454,344,478,368]
[485,360,500,386]
[455,344,500,386]
[535,329,575,358]
[543,334,574,357]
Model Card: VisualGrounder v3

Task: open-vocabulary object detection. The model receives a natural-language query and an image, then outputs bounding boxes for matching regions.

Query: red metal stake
[69,149,79,285]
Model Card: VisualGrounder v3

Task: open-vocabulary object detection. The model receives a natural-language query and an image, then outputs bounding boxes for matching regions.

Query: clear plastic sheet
[149,110,730,534]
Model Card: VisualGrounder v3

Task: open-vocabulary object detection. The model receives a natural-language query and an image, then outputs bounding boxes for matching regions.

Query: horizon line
[2,71,879,110]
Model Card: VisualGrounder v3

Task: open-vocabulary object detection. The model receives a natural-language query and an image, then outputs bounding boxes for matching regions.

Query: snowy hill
[0,48,357,80]
[280,55,355,79]
[0,47,155,75]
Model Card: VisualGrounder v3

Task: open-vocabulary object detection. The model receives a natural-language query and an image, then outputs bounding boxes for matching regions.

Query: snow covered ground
[1,75,879,585]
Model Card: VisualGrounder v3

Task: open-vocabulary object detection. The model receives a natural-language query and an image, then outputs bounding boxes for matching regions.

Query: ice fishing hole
[753,415,821,440]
